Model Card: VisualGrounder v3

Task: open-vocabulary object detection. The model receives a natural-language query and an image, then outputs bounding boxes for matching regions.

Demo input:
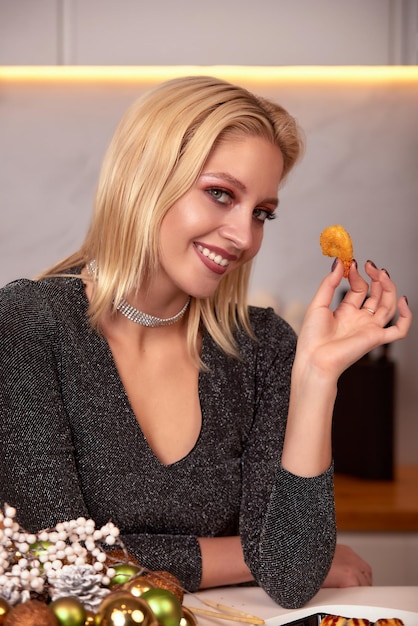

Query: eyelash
[206,188,276,223]
[254,208,277,223]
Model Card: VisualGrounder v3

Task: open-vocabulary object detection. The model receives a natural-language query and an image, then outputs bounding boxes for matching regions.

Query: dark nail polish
[404,295,409,306]
[331,258,338,272]
[382,268,391,278]
[367,260,378,268]
[352,259,358,269]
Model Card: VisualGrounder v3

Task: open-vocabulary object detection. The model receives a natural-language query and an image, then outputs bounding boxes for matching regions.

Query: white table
[184,586,418,625]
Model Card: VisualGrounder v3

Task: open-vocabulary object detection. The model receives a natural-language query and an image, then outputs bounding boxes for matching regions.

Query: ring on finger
[363,307,376,315]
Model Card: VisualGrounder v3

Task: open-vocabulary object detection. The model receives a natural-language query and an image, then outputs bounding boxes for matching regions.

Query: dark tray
[280,614,324,626]
[281,614,380,625]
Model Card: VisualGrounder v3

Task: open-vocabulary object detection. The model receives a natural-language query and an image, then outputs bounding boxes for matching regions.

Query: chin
[180,276,225,301]
[189,288,218,300]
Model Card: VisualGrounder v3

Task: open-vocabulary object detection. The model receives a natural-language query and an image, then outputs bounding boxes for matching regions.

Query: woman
[0,76,411,608]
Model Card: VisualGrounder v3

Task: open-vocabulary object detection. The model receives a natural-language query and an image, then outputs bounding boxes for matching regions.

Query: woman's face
[158,135,284,299]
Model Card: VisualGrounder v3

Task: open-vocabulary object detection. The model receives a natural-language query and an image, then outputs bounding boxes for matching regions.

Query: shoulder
[0,278,48,321]
[0,271,86,337]
[243,306,297,354]
[226,306,297,372]
[247,306,297,343]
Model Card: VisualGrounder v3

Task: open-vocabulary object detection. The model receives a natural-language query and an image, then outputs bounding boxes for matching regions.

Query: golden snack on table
[319,615,404,625]
[320,224,353,278]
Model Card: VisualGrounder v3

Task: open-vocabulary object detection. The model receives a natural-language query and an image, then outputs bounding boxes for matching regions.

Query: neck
[85,260,190,329]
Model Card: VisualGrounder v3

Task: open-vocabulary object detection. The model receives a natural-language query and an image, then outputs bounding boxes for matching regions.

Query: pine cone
[48,564,110,612]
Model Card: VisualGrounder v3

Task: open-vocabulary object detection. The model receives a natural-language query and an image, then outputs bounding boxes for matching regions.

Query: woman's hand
[282,258,411,477]
[295,258,412,380]
[322,543,373,588]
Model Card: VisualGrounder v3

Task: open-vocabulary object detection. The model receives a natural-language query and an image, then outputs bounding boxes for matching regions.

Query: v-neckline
[75,274,208,468]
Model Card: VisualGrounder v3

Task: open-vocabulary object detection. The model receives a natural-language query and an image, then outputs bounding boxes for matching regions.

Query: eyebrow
[202,172,279,207]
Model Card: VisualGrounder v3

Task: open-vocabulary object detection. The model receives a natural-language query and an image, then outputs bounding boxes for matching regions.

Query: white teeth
[196,244,229,267]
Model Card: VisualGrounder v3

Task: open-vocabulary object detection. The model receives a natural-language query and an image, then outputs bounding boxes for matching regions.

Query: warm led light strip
[1,65,418,84]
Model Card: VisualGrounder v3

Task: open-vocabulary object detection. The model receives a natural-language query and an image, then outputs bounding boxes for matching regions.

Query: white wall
[1,0,417,66]
[0,1,417,466]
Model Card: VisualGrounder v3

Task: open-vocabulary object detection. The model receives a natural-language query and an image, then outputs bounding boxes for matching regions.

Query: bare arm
[198,537,374,591]
[198,536,253,588]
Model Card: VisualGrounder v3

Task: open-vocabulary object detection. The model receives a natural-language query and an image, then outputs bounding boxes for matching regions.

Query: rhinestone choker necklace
[116,297,190,327]
[86,260,190,328]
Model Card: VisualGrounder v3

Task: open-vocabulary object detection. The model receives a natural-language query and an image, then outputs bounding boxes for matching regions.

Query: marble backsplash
[1,76,417,463]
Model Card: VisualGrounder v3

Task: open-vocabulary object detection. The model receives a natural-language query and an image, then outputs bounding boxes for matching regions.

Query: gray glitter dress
[0,271,336,609]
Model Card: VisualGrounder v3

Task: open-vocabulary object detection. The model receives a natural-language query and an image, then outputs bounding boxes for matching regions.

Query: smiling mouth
[195,244,230,268]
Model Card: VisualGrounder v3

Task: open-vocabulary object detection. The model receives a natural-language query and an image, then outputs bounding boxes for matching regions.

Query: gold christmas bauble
[97,595,156,626]
[98,590,135,613]
[0,598,11,626]
[180,607,198,626]
[123,576,154,597]
[49,596,87,626]
[141,588,182,626]
[4,600,58,626]
[142,571,184,603]
[83,610,96,625]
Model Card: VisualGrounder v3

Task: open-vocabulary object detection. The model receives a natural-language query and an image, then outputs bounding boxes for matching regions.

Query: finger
[308,258,344,311]
[367,278,404,332]
[360,568,373,586]
[348,260,391,316]
[341,260,370,309]
[380,296,412,342]
[362,261,397,321]
[360,561,373,584]
[360,260,383,310]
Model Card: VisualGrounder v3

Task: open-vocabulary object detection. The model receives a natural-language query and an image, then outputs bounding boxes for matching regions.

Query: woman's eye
[253,208,276,222]
[207,188,233,205]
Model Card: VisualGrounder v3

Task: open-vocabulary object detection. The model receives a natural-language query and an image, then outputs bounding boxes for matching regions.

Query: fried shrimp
[319,616,404,626]
[320,224,353,278]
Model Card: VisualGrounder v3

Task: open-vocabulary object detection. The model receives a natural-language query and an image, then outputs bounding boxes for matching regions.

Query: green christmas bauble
[141,588,182,626]
[97,594,156,626]
[49,596,87,626]
[109,563,141,587]
[29,540,53,557]
[28,540,54,573]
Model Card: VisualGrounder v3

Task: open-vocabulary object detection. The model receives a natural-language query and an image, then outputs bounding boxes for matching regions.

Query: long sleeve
[197,306,336,607]
[236,309,336,608]
[0,280,92,528]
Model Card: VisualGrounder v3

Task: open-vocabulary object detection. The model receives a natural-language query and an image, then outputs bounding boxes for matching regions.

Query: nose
[219,208,256,252]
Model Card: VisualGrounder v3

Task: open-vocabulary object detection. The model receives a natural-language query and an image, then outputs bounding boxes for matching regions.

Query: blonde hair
[41,75,304,364]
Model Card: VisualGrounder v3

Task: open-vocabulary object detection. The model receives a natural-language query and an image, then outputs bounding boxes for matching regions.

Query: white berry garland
[0,503,127,606]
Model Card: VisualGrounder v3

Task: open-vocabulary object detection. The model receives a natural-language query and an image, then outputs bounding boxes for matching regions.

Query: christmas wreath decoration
[0,503,194,626]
